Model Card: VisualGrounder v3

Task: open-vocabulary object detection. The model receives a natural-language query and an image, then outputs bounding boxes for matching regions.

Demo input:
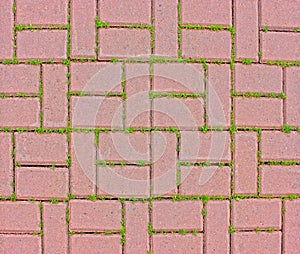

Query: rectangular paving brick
[232,199,282,230]
[232,232,281,254]
[152,200,203,230]
[98,132,150,163]
[234,132,258,194]
[261,165,300,195]
[0,0,13,59]
[153,97,204,130]
[70,96,123,128]
[207,64,231,128]
[152,132,177,196]
[235,64,282,93]
[284,200,300,253]
[154,0,178,58]
[261,131,300,161]
[181,0,232,26]
[42,64,68,128]
[16,167,68,199]
[43,203,67,254]
[97,165,150,198]
[234,98,283,128]
[98,29,151,59]
[285,67,300,126]
[261,0,300,29]
[98,0,151,25]
[0,202,40,233]
[70,235,122,254]
[180,131,231,162]
[0,133,13,198]
[125,202,149,253]
[153,234,203,254]
[181,30,231,60]
[17,30,67,60]
[205,201,230,254]
[234,0,258,61]
[261,32,300,62]
[0,65,40,94]
[16,0,67,26]
[15,133,68,165]
[180,166,231,197]
[71,0,96,58]
[70,133,96,197]
[70,62,122,94]
[0,235,41,254]
[69,200,122,232]
[0,98,40,128]
[125,63,150,128]
[153,63,204,94]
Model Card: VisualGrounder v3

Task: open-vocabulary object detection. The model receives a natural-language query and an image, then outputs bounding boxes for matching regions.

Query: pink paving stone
[98,132,150,163]
[97,166,150,198]
[234,0,259,61]
[70,62,122,94]
[261,32,300,62]
[43,203,67,254]
[17,30,67,60]
[181,30,232,60]
[0,133,13,198]
[152,132,177,196]
[153,97,204,130]
[98,0,151,25]
[261,0,300,29]
[70,96,123,128]
[16,0,67,26]
[0,65,40,94]
[70,133,96,197]
[234,98,283,128]
[0,235,41,254]
[207,64,231,128]
[152,200,203,230]
[234,132,258,195]
[285,67,300,126]
[42,64,68,128]
[153,63,204,94]
[180,131,231,162]
[70,235,122,254]
[153,234,203,254]
[98,29,151,59]
[69,200,122,232]
[180,166,231,197]
[15,133,68,165]
[232,232,281,254]
[0,98,40,128]
[125,63,151,128]
[181,0,232,26]
[235,64,282,93]
[154,0,178,58]
[260,165,300,195]
[284,200,300,253]
[205,201,230,254]
[260,131,300,161]
[0,0,13,59]
[71,0,96,58]
[15,167,68,199]
[125,202,149,253]
[232,199,282,230]
[0,202,40,233]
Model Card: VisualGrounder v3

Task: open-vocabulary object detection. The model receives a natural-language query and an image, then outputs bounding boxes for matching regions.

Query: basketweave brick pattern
[0,1,300,253]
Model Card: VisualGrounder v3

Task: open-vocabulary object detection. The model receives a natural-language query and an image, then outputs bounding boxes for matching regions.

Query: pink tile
[0,235,41,253]
[0,0,14,59]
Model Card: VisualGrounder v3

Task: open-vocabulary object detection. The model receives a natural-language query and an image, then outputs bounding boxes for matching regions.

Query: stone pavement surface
[0,0,300,253]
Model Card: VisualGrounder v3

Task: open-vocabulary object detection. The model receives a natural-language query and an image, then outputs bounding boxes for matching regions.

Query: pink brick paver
[0,65,40,94]
[0,1,300,253]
